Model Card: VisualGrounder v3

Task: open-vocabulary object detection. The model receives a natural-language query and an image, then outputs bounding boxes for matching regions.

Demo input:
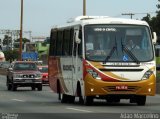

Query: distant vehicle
[38,65,48,84]
[6,61,42,91]
[49,16,157,105]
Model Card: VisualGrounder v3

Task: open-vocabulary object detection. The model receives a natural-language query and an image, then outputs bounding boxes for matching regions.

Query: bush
[3,50,19,62]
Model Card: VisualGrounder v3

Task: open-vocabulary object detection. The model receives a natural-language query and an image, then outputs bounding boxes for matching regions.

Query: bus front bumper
[84,75,156,96]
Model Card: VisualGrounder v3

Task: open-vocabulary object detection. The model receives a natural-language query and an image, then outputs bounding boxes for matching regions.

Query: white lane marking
[11,99,25,102]
[66,107,92,113]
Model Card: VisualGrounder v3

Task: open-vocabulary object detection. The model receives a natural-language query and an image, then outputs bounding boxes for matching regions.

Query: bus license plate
[116,85,128,90]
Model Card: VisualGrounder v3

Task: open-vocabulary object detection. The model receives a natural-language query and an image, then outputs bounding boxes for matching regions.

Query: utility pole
[83,0,86,16]
[19,0,23,61]
[122,13,135,19]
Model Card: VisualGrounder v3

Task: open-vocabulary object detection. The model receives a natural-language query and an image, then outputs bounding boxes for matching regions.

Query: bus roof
[52,16,149,30]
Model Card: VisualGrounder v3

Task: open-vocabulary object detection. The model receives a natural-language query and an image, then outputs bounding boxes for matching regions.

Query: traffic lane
[1,89,160,113]
[0,75,93,113]
[0,98,160,119]
[0,75,160,114]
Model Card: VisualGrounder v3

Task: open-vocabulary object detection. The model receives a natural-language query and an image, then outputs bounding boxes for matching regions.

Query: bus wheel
[57,81,61,100]
[68,96,75,103]
[77,82,84,104]
[37,84,42,91]
[7,84,12,90]
[79,96,84,104]
[136,95,146,106]
[84,96,93,106]
[114,99,120,103]
[11,83,17,91]
[61,94,68,103]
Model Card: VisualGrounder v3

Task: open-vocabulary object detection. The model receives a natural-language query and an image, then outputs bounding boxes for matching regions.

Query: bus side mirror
[152,32,157,44]
[75,31,81,44]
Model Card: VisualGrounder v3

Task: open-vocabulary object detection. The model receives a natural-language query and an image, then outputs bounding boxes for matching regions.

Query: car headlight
[87,69,101,80]
[36,73,42,78]
[142,69,154,80]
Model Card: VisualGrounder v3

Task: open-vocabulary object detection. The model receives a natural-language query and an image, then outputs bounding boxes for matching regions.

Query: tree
[142,13,151,24]
[155,0,160,34]
[3,35,12,46]
[157,0,160,14]
[142,0,160,43]
[15,38,30,43]
[3,50,19,62]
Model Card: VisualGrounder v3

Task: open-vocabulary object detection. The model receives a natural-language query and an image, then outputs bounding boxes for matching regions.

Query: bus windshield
[84,25,153,62]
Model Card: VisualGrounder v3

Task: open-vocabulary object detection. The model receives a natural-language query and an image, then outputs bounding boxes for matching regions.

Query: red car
[6,61,42,91]
[38,65,48,84]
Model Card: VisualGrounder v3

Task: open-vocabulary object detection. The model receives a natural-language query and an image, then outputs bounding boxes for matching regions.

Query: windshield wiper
[103,38,117,64]
[121,38,140,64]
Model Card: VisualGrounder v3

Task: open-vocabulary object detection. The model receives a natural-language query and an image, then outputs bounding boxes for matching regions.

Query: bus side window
[62,29,70,56]
[78,28,82,57]
[56,31,63,56]
[73,41,76,56]
[49,32,53,56]
[73,41,82,57]
[69,29,74,56]
[78,39,82,56]
[49,30,57,56]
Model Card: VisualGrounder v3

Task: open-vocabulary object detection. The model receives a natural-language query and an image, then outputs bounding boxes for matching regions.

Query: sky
[0,0,158,38]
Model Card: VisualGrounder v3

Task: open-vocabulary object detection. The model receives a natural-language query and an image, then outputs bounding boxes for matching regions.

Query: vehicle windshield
[39,67,48,73]
[14,63,37,70]
[84,25,153,62]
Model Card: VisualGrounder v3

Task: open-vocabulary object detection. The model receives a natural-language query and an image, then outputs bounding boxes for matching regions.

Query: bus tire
[57,80,61,100]
[77,82,84,104]
[11,83,17,91]
[31,86,36,90]
[37,84,42,91]
[84,96,93,106]
[7,80,11,91]
[68,95,75,103]
[136,95,146,106]
[114,98,120,103]
[7,84,12,90]
[61,94,68,103]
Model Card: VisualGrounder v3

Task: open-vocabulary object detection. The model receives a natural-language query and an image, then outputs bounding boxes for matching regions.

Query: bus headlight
[142,69,154,80]
[87,69,101,80]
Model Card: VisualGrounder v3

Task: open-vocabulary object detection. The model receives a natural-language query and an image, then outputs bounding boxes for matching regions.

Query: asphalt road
[0,75,160,119]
